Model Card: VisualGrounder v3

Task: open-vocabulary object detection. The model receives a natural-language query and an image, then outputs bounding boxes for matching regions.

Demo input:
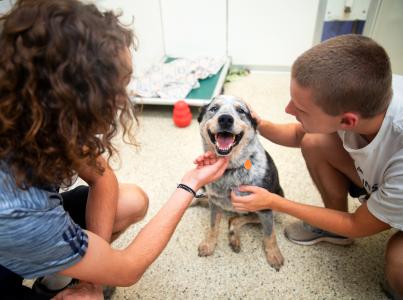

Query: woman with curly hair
[0,0,228,299]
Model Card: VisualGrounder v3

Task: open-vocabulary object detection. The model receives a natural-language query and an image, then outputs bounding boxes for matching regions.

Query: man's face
[285,79,342,133]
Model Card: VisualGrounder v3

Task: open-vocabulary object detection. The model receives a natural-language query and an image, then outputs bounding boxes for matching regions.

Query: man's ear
[340,112,359,129]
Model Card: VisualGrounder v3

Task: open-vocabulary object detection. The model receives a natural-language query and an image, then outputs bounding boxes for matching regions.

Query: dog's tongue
[217,134,234,149]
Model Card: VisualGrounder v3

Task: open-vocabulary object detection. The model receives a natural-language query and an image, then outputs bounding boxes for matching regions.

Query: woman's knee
[130,185,149,220]
[120,183,149,222]
[385,231,403,295]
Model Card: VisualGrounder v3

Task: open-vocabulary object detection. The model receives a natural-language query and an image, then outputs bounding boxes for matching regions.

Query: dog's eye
[209,106,219,112]
[236,107,246,114]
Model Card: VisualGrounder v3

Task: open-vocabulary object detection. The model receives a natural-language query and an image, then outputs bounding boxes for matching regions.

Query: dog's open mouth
[208,130,244,155]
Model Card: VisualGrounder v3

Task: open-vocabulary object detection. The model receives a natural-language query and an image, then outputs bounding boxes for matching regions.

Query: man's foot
[284,221,353,246]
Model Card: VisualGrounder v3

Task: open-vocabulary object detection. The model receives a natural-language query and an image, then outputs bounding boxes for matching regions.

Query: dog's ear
[244,102,258,130]
[246,111,258,131]
[246,103,257,130]
[197,103,209,123]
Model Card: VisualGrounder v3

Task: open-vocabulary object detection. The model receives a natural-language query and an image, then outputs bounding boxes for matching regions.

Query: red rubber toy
[173,100,192,127]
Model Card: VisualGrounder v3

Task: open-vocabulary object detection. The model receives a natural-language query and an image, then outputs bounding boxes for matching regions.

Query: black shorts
[348,182,369,199]
[0,186,89,299]
[61,185,89,229]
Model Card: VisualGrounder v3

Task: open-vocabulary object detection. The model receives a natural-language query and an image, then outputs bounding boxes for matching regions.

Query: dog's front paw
[265,248,284,271]
[198,241,216,257]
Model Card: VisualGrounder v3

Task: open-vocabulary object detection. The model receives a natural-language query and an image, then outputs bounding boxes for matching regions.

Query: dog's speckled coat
[196,95,284,270]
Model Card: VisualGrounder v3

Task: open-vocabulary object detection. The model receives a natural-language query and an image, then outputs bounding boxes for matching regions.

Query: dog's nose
[218,114,234,129]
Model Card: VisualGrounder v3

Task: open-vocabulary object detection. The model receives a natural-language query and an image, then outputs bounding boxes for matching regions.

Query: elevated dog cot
[129,56,231,107]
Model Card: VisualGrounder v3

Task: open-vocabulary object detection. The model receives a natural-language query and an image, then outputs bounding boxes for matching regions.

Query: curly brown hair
[0,0,139,189]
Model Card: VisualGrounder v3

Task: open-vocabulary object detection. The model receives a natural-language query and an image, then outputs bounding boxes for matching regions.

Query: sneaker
[284,221,354,246]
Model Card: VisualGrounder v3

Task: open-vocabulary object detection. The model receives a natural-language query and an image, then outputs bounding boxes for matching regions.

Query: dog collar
[224,159,252,173]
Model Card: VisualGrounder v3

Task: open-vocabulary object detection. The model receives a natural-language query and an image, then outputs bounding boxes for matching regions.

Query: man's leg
[384,231,403,299]
[300,133,362,211]
[285,133,362,245]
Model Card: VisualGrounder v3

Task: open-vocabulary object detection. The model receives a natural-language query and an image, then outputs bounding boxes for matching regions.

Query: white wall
[95,0,165,75]
[160,0,320,69]
[228,0,319,68]
[160,0,227,58]
[366,0,403,75]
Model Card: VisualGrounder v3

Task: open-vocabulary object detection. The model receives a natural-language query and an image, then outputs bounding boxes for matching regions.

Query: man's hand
[231,185,283,212]
[232,186,391,238]
[250,108,262,128]
[52,282,103,300]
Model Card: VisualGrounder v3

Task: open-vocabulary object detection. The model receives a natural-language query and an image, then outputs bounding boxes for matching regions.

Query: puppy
[196,95,284,271]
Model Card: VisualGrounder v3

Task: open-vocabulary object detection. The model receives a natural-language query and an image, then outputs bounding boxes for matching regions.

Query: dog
[196,95,284,271]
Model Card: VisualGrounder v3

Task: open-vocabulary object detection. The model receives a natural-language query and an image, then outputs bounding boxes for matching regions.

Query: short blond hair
[292,34,392,118]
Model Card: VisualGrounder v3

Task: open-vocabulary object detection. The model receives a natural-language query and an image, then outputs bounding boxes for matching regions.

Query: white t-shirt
[338,75,403,231]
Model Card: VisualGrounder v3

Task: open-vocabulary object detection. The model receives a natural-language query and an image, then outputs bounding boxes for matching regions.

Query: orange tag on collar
[244,159,252,170]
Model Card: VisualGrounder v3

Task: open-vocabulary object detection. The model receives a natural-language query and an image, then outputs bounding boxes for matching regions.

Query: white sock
[40,274,72,290]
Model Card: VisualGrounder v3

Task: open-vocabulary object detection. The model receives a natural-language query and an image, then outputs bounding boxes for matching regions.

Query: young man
[0,1,229,299]
[231,34,403,299]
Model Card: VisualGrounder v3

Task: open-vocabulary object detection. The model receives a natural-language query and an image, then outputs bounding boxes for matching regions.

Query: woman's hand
[231,185,283,212]
[181,151,229,191]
